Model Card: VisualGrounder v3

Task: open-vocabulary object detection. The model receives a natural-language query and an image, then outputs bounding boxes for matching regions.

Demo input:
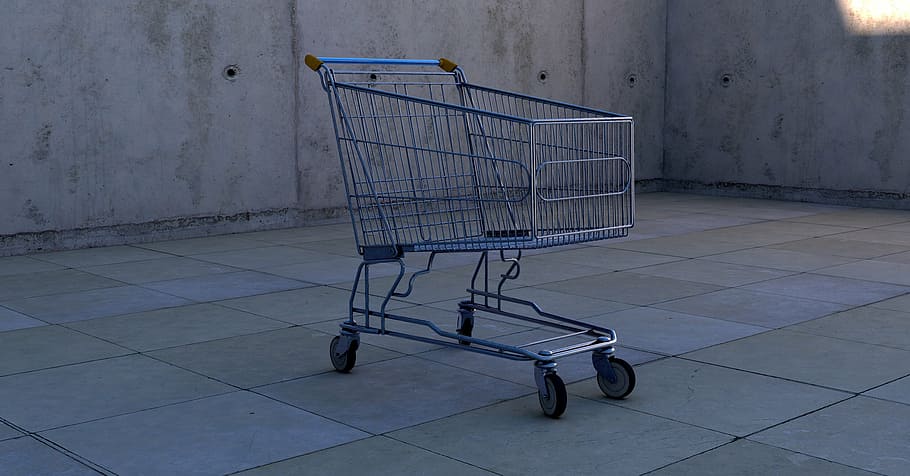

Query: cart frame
[307,55,636,417]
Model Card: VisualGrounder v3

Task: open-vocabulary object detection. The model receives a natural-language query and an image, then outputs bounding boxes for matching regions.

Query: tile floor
[1,193,909,475]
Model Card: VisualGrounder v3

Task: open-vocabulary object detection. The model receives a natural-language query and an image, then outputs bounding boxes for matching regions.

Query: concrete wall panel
[664,0,910,198]
[1,0,297,238]
[585,0,667,181]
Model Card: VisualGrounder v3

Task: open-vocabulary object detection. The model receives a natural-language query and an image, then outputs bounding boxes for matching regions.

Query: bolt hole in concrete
[537,71,548,83]
[223,65,240,81]
[369,73,378,81]
[721,73,733,87]
[626,73,637,88]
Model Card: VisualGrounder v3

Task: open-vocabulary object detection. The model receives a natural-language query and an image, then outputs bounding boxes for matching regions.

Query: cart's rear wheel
[457,307,474,346]
[538,373,567,418]
[597,358,635,399]
[329,336,357,373]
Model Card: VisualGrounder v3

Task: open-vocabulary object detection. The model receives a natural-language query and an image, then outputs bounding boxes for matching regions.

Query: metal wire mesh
[324,70,633,253]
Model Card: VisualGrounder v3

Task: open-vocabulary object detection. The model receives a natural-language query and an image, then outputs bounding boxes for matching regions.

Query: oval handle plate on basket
[535,156,632,202]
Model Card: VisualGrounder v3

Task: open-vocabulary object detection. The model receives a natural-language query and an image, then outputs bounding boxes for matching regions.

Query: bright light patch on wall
[837,0,910,34]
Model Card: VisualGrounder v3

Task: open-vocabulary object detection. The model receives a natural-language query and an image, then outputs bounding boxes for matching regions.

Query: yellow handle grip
[305,54,324,71]
[439,58,458,72]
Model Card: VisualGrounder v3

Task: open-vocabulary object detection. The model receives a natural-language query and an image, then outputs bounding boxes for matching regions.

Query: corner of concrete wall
[662,0,910,205]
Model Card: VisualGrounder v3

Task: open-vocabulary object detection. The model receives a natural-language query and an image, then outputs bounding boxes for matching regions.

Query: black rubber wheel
[456,318,474,345]
[329,336,357,373]
[596,358,635,399]
[538,373,568,418]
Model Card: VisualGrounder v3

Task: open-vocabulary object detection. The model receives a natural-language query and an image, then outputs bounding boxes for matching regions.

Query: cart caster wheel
[597,358,635,399]
[329,336,357,373]
[457,308,474,346]
[538,373,568,418]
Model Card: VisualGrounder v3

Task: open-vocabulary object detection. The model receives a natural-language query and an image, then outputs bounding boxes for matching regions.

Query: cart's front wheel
[457,307,474,346]
[597,358,635,399]
[329,336,357,373]
[538,373,567,418]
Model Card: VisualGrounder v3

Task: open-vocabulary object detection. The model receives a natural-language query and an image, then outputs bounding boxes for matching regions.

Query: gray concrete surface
[4,193,909,474]
[663,0,910,206]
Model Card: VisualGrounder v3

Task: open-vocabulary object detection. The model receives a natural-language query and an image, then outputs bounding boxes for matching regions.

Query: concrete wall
[585,0,667,182]
[663,0,910,206]
[2,0,298,254]
[1,0,664,255]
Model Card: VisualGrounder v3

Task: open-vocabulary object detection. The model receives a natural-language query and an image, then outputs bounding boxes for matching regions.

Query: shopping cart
[306,55,635,417]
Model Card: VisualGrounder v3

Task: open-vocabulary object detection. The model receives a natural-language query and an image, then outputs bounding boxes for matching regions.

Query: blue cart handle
[305,55,458,73]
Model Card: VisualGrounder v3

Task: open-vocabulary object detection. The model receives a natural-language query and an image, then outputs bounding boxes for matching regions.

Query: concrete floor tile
[83,256,239,284]
[771,237,910,259]
[752,396,910,475]
[389,394,731,476]
[0,354,231,431]
[191,245,326,269]
[32,245,171,268]
[871,292,910,312]
[660,201,823,221]
[539,272,723,306]
[67,303,288,352]
[654,288,849,329]
[235,436,496,476]
[727,220,859,237]
[704,247,857,272]
[419,328,660,386]
[534,246,683,271]
[604,234,751,258]
[0,422,21,441]
[3,286,192,324]
[690,228,807,247]
[40,391,368,476]
[789,306,910,351]
[647,212,764,231]
[875,250,910,264]
[217,286,354,324]
[830,229,910,247]
[876,221,910,233]
[243,225,352,245]
[136,235,265,256]
[650,439,878,476]
[144,271,312,302]
[290,237,360,256]
[475,286,634,318]
[0,325,130,376]
[685,330,910,393]
[259,357,531,434]
[149,327,401,389]
[0,256,64,277]
[743,273,909,306]
[586,307,765,355]
[786,208,910,228]
[0,437,98,476]
[0,269,121,301]
[633,259,794,287]
[864,376,910,405]
[816,259,910,286]
[569,358,848,437]
[0,305,45,332]
[261,256,367,285]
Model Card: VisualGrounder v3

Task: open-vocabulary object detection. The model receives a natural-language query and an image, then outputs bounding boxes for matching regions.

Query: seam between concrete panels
[291,0,302,206]
[660,0,671,181]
